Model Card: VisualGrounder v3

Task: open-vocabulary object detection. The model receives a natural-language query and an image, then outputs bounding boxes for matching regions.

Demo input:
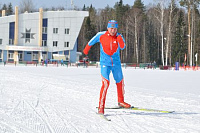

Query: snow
[0,65,200,133]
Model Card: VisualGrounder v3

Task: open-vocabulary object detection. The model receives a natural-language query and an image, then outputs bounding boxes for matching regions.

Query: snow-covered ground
[0,65,200,133]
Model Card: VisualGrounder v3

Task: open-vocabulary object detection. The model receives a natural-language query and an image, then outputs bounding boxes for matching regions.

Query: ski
[97,113,111,121]
[131,107,174,113]
[98,106,174,113]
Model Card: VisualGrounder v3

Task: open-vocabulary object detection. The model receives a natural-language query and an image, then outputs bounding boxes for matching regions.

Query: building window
[33,53,38,60]
[65,28,70,34]
[0,39,2,45]
[0,52,2,59]
[53,28,58,34]
[9,39,14,45]
[53,41,58,47]
[42,40,47,46]
[43,27,47,34]
[8,52,14,59]
[64,42,69,47]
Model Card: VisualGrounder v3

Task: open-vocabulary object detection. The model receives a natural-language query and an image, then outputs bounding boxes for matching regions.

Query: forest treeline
[78,0,200,66]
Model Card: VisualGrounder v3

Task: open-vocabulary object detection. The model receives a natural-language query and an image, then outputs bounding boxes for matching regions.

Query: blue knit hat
[107,20,118,28]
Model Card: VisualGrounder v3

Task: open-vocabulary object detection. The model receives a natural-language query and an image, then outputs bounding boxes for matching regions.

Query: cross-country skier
[83,20,131,114]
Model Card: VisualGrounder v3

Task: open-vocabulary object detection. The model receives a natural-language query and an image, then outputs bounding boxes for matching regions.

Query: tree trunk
[135,16,139,64]
[125,19,128,62]
[165,0,173,66]
[190,7,193,66]
[143,22,146,63]
[161,8,164,66]
[188,6,191,66]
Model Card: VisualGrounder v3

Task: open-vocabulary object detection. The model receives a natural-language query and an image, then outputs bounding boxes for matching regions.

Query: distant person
[45,59,48,67]
[153,61,156,69]
[83,57,86,68]
[41,59,44,66]
[61,59,64,66]
[83,20,131,114]
[83,56,88,68]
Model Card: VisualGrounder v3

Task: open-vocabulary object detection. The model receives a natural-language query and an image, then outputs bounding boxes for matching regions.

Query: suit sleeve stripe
[88,31,105,46]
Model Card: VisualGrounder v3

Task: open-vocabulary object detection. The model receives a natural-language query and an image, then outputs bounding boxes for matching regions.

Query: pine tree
[82,4,86,11]
[133,0,145,11]
[84,6,98,61]
[147,21,159,64]
[7,3,13,15]
[114,0,129,32]
[2,4,7,10]
[172,10,187,65]
[130,0,146,63]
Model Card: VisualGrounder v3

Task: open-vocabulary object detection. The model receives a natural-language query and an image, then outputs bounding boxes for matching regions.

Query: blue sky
[1,0,154,9]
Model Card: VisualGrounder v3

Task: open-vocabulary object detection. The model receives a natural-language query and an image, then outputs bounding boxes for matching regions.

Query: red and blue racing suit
[83,31,126,83]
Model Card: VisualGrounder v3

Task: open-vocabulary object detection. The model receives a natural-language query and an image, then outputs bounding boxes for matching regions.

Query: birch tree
[165,0,176,66]
[154,0,166,66]
[133,0,146,63]
[127,8,143,64]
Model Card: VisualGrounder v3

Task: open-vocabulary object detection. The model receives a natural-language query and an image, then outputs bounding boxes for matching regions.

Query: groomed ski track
[0,66,200,133]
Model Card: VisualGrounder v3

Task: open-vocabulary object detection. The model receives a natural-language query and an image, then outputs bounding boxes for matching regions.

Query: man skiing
[83,20,131,114]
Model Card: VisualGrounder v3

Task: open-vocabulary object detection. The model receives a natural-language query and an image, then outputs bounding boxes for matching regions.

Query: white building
[0,7,88,63]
